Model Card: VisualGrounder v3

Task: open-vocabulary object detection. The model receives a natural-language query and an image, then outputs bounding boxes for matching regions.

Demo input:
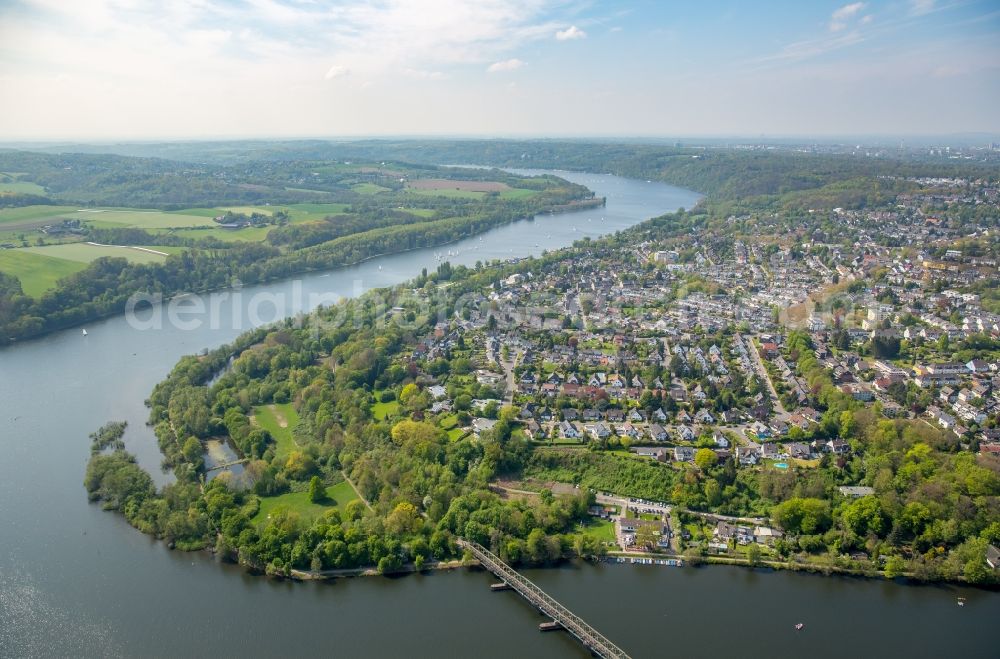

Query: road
[740,333,787,417]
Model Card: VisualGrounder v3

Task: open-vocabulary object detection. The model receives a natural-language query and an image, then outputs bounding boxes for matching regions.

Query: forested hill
[8,139,996,202]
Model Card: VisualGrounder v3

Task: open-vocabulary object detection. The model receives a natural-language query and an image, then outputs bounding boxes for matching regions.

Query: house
[673,446,695,462]
[589,422,612,440]
[676,425,695,442]
[620,518,671,548]
[987,545,1000,571]
[652,407,668,422]
[562,408,579,421]
[753,526,784,546]
[736,445,761,466]
[524,419,543,440]
[620,422,641,439]
[559,421,581,439]
[713,432,730,448]
[427,385,448,400]
[838,486,875,498]
[472,418,497,435]
[606,408,625,423]
[634,446,669,462]
[648,423,668,442]
[628,408,646,422]
[825,439,850,455]
[714,522,753,545]
[786,442,812,460]
[761,442,781,460]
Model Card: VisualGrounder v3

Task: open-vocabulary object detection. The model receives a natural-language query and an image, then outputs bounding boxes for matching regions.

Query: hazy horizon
[1,0,998,141]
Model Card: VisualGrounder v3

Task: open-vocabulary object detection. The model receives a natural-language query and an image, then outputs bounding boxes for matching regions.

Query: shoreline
[1,195,609,347]
[269,549,996,589]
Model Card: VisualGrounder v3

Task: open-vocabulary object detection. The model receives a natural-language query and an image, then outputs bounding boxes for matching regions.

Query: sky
[0,0,998,140]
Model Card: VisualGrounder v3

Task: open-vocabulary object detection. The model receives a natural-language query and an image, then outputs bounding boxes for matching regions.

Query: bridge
[457,540,631,659]
[205,457,249,472]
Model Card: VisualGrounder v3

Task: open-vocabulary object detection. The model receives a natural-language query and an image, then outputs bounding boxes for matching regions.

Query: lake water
[1,171,995,658]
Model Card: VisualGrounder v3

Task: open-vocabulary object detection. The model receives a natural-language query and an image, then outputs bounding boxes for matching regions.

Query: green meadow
[253,403,301,459]
[23,243,169,264]
[0,249,87,296]
[251,480,361,526]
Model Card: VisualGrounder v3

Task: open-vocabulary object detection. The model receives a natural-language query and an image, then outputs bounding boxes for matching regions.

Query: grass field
[408,188,484,199]
[447,427,467,441]
[399,207,436,218]
[352,183,391,195]
[0,205,78,226]
[576,518,617,543]
[22,243,169,264]
[0,181,46,195]
[253,403,300,459]
[0,249,87,295]
[251,480,361,526]
[371,399,400,420]
[160,226,274,242]
[499,188,538,200]
[71,209,215,229]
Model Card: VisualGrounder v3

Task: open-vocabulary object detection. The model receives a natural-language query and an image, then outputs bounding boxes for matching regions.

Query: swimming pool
[773,462,788,469]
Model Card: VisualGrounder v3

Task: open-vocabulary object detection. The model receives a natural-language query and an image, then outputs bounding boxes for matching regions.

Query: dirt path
[268,404,289,428]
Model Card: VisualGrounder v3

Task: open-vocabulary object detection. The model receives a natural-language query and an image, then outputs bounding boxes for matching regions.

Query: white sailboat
[82,329,88,336]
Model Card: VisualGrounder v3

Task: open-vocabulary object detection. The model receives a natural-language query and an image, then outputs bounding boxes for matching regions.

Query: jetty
[458,540,631,659]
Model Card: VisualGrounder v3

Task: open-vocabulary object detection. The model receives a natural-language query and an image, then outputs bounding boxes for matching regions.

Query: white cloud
[487,58,526,73]
[910,0,936,16]
[555,25,586,41]
[324,64,350,80]
[403,68,446,80]
[830,2,866,32]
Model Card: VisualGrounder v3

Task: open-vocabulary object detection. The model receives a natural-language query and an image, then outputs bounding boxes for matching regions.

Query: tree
[694,448,718,471]
[746,542,762,566]
[308,476,325,503]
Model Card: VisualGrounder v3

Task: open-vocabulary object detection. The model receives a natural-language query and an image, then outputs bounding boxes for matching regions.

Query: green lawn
[0,249,87,296]
[22,243,168,264]
[251,480,361,526]
[447,427,467,441]
[576,518,616,543]
[439,414,459,430]
[253,403,300,459]
[371,399,400,421]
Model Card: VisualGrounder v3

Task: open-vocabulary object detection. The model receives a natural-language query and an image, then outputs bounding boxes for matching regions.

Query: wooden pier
[458,540,631,659]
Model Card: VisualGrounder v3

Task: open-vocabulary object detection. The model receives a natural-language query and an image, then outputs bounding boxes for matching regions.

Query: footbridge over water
[458,539,631,659]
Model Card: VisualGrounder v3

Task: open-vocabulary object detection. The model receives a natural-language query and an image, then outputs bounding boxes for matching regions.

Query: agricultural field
[22,242,169,264]
[71,209,215,229]
[0,249,87,296]
[352,182,391,195]
[0,242,173,296]
[251,480,361,526]
[252,403,300,459]
[0,173,45,195]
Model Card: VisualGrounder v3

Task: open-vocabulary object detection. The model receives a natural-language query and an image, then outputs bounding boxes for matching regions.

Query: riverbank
[290,558,474,580]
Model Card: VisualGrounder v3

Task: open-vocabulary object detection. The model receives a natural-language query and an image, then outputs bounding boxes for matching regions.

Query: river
[0,171,995,658]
